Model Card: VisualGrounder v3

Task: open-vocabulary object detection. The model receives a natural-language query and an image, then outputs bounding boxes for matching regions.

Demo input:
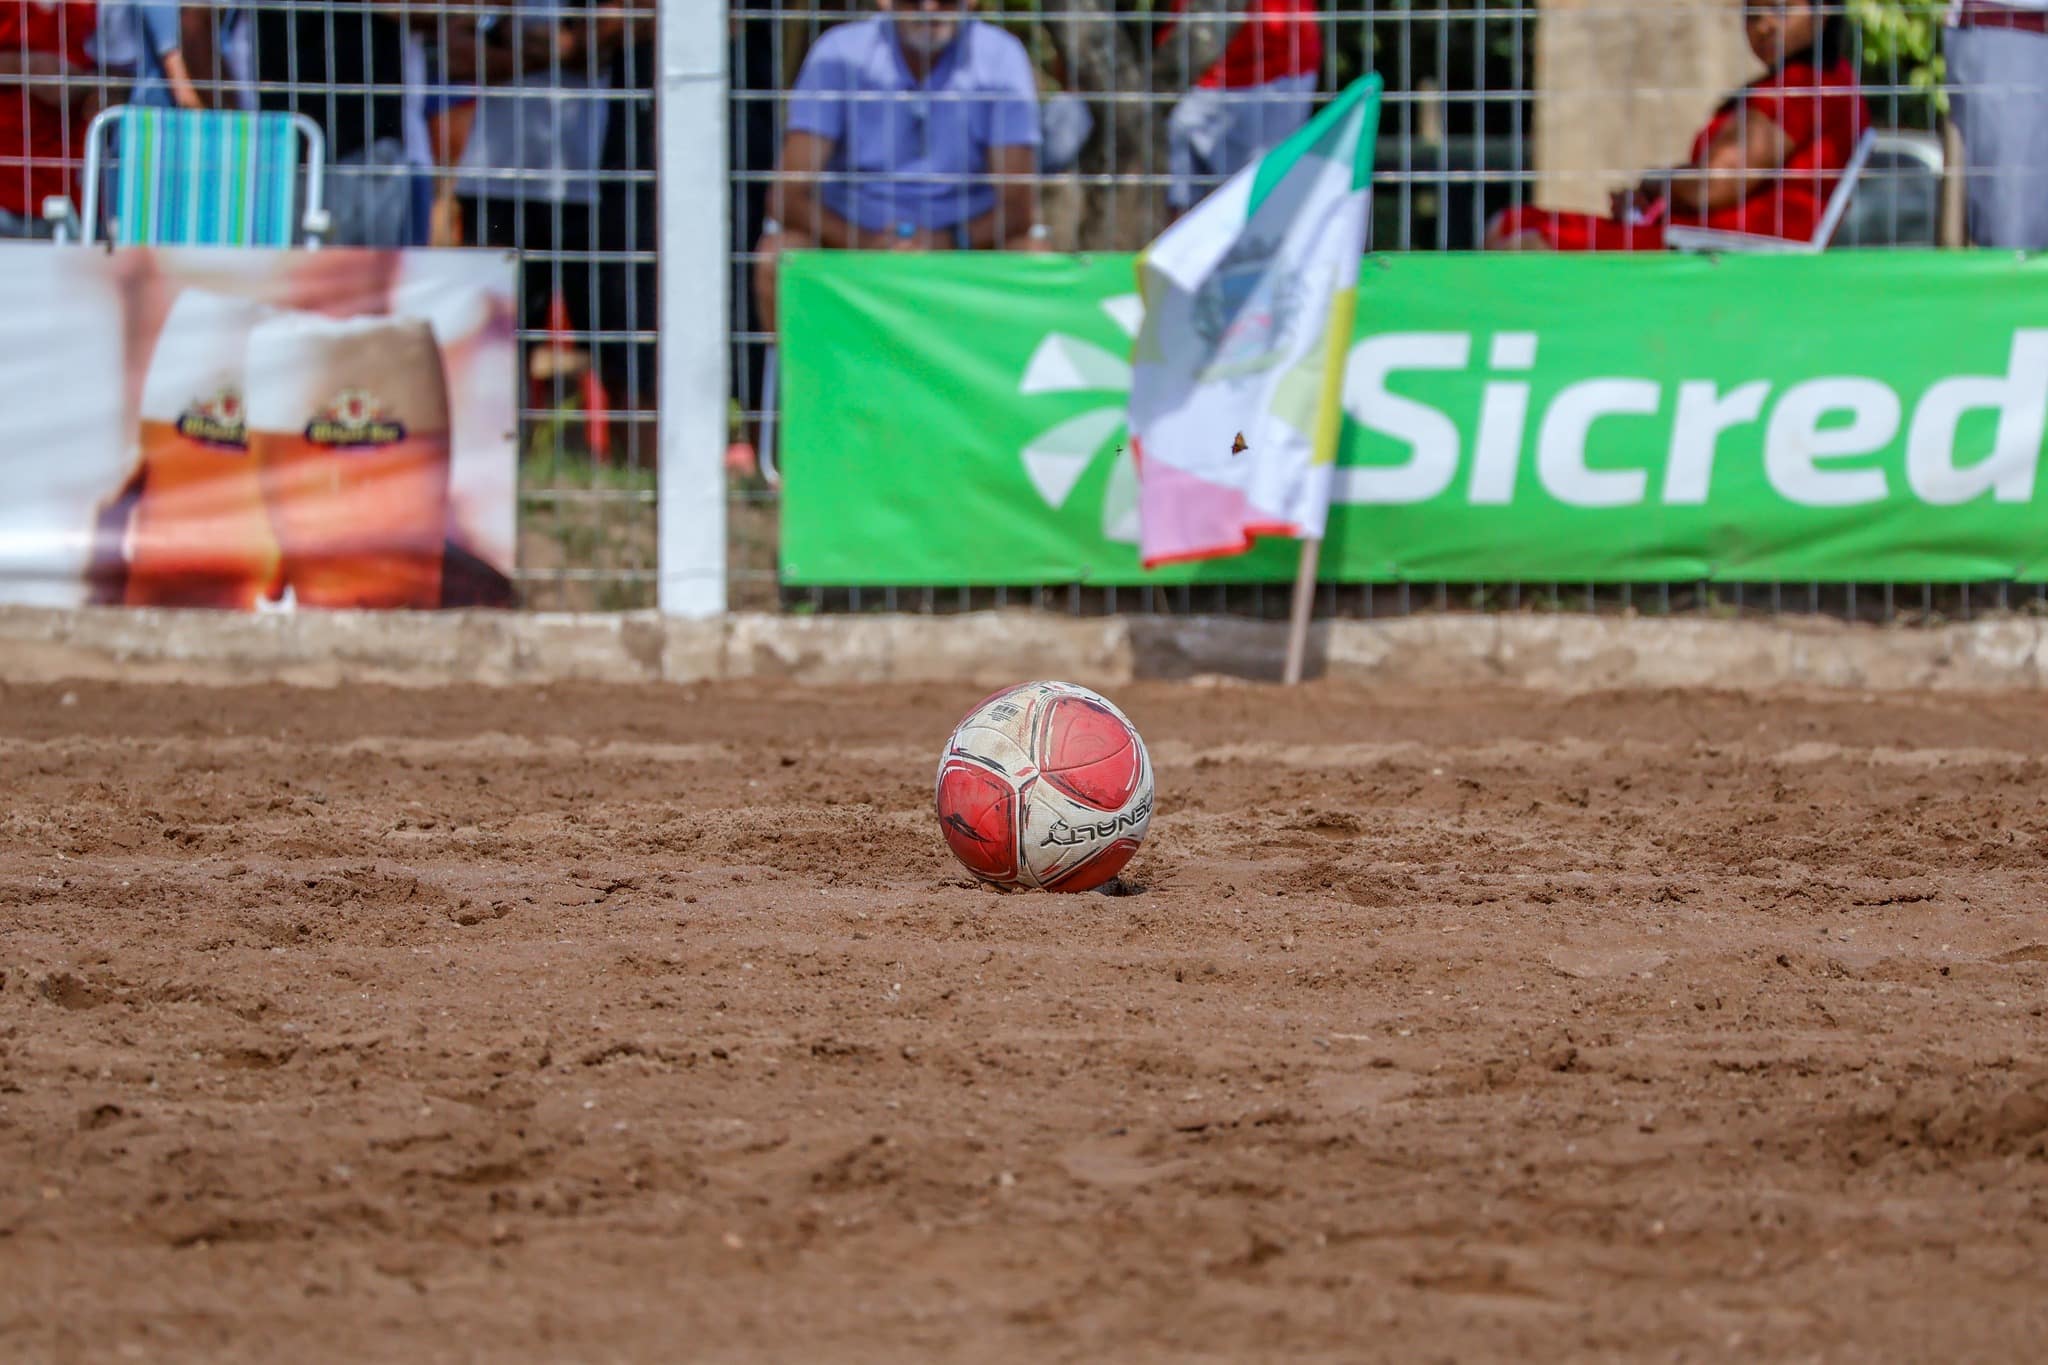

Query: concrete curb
[1,605,2043,692]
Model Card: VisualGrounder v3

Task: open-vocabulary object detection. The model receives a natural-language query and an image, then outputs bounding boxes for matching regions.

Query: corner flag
[1128,74,1381,569]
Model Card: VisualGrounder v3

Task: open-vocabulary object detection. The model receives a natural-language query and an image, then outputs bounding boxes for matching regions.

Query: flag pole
[1282,537,1320,685]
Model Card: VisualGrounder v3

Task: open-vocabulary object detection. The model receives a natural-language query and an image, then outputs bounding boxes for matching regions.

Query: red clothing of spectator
[1492,51,1869,251]
[1158,0,1322,91]
[0,0,99,218]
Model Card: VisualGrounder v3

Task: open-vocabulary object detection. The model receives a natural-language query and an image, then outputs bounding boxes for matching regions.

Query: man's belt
[1956,1,2048,35]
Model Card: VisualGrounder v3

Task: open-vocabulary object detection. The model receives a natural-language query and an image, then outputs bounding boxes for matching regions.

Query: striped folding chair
[50,106,330,248]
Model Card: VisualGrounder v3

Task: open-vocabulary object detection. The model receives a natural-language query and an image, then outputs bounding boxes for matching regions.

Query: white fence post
[657,0,729,617]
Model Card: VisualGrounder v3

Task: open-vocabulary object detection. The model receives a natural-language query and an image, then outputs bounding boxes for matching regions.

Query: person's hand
[890,227,952,252]
[1609,185,1652,222]
[514,20,579,70]
[25,59,87,109]
[856,226,950,251]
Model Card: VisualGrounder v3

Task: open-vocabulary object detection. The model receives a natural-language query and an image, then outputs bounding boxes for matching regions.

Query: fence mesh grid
[6,2,2044,620]
[730,1,2044,625]
[5,0,663,609]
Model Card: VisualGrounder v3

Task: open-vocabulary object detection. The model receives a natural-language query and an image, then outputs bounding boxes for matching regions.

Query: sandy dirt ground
[2,677,2047,1362]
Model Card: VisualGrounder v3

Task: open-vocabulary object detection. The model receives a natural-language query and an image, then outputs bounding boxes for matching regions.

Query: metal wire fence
[6,2,2043,618]
[3,0,663,609]
[730,1,2048,624]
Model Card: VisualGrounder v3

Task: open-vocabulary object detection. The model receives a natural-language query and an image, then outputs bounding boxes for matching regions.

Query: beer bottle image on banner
[246,313,453,610]
[125,289,281,609]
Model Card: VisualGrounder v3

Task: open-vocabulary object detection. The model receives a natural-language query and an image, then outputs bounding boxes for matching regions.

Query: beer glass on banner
[246,313,453,610]
[125,289,280,609]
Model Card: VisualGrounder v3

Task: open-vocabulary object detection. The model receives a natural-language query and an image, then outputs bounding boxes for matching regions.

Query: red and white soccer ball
[934,681,1154,893]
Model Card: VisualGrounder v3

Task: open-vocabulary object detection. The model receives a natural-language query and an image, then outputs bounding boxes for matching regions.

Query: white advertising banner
[0,244,518,610]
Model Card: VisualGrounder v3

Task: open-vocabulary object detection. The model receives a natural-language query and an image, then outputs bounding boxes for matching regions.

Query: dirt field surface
[4,678,2048,1362]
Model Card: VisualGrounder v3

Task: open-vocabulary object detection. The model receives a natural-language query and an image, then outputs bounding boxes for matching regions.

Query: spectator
[414,13,472,246]
[1947,1,2048,250]
[450,0,622,386]
[1487,2,1868,251]
[1160,0,1322,216]
[177,5,256,110]
[0,0,100,239]
[753,0,1045,331]
[597,2,657,460]
[96,1,204,110]
[248,0,424,246]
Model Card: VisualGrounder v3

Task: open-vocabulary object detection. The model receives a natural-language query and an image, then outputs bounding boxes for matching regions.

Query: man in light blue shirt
[754,0,1045,329]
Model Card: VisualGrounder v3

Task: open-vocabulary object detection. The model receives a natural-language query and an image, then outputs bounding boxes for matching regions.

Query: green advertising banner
[779,250,2048,586]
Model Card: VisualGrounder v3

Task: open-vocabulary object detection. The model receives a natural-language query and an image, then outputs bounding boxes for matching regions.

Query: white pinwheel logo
[1015,294,1144,544]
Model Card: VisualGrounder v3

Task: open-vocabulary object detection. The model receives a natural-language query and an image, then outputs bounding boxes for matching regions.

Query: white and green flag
[1128,75,1381,568]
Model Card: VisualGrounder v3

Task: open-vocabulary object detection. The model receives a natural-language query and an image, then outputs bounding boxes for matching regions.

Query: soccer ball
[934,680,1154,892]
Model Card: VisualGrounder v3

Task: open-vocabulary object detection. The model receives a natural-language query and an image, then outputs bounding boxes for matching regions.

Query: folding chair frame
[53,105,331,248]
[1664,127,1881,256]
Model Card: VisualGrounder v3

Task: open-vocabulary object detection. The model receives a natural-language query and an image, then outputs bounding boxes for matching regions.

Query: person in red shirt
[0,0,101,237]
[1487,2,1869,250]
[1161,0,1323,214]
